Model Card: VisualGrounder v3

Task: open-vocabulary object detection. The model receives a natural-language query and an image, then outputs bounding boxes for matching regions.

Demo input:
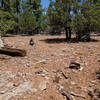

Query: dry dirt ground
[0,34,100,100]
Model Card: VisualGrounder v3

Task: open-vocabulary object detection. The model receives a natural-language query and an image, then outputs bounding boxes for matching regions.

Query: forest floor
[0,34,100,100]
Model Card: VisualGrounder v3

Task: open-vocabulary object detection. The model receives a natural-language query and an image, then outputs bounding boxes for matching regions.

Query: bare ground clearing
[0,35,100,100]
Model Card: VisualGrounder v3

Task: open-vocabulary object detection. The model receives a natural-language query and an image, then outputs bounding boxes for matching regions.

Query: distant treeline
[0,0,100,41]
[0,0,46,35]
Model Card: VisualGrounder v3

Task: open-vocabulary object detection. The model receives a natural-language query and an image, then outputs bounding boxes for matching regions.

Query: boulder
[0,36,4,49]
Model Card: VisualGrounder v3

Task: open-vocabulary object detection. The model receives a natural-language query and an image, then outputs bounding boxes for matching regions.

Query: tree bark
[65,27,68,40]
[68,27,72,40]
[65,27,72,41]
[0,47,26,57]
[1,0,4,8]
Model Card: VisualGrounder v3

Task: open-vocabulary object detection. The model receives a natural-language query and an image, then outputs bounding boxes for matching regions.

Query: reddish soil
[0,34,100,100]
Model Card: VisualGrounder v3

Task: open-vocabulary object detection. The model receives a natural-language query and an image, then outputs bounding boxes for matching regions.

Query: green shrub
[0,10,17,35]
[19,12,36,34]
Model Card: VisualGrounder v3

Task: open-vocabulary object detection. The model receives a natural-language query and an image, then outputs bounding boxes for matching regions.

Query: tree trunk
[68,27,72,40]
[65,27,68,40]
[65,27,72,41]
[1,0,4,8]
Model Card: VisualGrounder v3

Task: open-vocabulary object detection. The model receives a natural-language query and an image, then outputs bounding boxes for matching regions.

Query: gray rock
[69,62,80,70]
[35,69,49,77]
[0,71,33,100]
[0,36,4,49]
[96,72,100,80]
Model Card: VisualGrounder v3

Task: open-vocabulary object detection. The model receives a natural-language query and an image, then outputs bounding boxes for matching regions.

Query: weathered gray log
[0,47,26,57]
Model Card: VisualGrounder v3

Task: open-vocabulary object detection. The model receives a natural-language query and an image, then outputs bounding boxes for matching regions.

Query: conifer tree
[47,0,100,41]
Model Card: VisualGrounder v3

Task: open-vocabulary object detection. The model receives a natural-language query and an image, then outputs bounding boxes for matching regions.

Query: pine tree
[47,0,100,41]
[31,0,43,33]
[0,0,17,35]
[19,0,43,34]
[73,0,100,41]
[48,0,74,40]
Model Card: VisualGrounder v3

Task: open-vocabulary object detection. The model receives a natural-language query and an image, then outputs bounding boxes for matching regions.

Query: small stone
[0,36,4,49]
[88,87,100,99]
[94,89,100,98]
[26,63,30,67]
[58,84,64,92]
[35,69,49,77]
[69,62,80,70]
[97,60,100,62]
[0,90,8,94]
[71,81,76,85]
[13,83,19,87]
[96,72,100,80]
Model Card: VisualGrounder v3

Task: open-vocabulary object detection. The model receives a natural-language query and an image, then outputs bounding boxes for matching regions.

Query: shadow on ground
[40,38,99,44]
[2,34,35,37]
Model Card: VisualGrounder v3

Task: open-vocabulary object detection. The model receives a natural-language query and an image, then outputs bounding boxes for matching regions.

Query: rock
[88,87,100,99]
[97,60,100,62]
[26,63,30,67]
[69,62,80,70]
[96,68,100,80]
[96,72,100,80]
[94,88,100,98]
[13,83,19,87]
[58,84,64,92]
[35,69,49,77]
[0,71,33,100]
[0,81,33,100]
[0,36,4,49]
[16,81,33,93]
[0,82,13,94]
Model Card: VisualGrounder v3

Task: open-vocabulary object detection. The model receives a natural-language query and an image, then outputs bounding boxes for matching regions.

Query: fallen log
[0,47,26,57]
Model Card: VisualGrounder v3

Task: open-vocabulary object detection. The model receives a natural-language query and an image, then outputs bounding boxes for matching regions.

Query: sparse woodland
[0,0,100,100]
[0,0,100,41]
